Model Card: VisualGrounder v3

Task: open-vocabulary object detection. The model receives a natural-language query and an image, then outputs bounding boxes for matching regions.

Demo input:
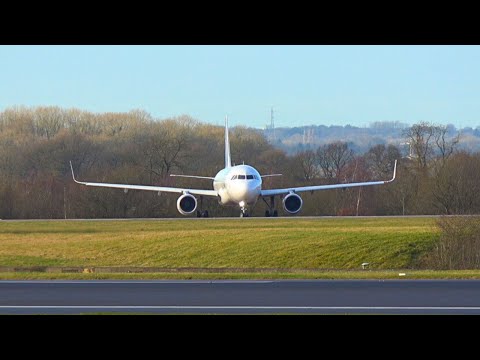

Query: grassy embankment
[0,217,477,279]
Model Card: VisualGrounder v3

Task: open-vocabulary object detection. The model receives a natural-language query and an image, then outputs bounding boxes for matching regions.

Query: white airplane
[70,117,397,217]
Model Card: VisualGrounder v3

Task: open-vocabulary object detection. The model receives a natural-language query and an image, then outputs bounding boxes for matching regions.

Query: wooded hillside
[1,106,478,218]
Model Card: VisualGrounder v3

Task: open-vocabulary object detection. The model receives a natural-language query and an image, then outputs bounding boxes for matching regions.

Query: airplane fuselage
[213,164,262,209]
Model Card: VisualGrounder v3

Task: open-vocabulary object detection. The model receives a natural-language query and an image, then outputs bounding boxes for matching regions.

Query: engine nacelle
[283,193,303,214]
[177,193,197,215]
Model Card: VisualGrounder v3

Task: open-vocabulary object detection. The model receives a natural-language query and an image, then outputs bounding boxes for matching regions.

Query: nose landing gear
[239,201,250,217]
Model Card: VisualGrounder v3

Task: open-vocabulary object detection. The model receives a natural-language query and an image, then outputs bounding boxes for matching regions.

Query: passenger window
[238,175,245,180]
[247,175,253,180]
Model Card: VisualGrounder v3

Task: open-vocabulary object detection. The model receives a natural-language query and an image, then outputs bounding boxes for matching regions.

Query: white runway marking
[1,306,480,310]
[0,280,274,284]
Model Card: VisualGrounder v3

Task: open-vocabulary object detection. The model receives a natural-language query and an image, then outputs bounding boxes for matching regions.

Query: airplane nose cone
[229,181,260,202]
[237,182,249,198]
[243,182,260,201]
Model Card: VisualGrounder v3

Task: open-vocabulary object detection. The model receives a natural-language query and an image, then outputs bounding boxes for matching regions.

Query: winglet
[385,160,397,183]
[69,161,80,184]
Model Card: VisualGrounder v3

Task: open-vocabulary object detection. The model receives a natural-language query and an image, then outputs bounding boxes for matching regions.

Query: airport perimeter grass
[3,270,480,280]
[0,217,439,276]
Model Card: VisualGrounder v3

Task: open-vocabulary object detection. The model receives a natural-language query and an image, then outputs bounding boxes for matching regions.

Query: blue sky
[1,45,480,129]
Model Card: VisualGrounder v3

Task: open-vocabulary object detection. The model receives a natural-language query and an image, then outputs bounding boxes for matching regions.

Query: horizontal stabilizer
[261,174,283,178]
[170,174,215,180]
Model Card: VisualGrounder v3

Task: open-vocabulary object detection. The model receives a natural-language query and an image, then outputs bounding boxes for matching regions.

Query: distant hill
[259,121,480,154]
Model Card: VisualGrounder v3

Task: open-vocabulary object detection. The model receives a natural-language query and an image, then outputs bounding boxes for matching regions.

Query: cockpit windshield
[231,174,258,180]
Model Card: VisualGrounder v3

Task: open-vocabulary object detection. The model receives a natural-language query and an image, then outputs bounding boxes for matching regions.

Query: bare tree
[403,122,436,170]
[295,150,319,181]
[425,216,480,269]
[365,144,401,178]
[33,106,66,140]
[403,122,461,171]
[133,120,194,183]
[434,124,460,165]
[316,141,353,179]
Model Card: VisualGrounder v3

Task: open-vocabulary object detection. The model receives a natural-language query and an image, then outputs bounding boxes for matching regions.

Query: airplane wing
[69,162,218,197]
[261,160,397,197]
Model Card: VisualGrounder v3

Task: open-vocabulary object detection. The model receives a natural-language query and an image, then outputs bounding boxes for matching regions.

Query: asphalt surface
[0,215,449,222]
[2,280,480,314]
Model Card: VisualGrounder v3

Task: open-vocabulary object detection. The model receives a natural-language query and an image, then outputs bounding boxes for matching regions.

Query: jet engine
[282,193,303,214]
[177,193,197,215]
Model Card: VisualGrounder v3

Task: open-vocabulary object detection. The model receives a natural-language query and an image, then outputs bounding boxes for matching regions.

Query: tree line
[0,106,479,219]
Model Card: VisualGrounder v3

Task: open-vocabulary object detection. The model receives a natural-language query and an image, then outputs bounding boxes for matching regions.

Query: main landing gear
[196,196,209,217]
[262,196,278,217]
[264,209,278,217]
[197,210,209,218]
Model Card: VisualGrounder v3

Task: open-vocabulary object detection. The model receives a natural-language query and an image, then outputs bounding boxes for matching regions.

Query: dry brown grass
[0,217,439,270]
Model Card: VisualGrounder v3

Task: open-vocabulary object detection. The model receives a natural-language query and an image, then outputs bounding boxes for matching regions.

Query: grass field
[0,217,439,273]
[4,269,480,280]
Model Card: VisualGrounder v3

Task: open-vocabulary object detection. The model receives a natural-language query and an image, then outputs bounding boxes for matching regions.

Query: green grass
[0,217,438,273]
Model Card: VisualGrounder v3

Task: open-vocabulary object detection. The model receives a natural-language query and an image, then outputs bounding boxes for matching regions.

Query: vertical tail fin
[225,115,232,168]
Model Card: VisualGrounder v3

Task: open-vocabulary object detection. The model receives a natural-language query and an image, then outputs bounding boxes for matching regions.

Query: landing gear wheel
[265,210,271,217]
[196,210,202,218]
[202,210,209,218]
[273,210,278,217]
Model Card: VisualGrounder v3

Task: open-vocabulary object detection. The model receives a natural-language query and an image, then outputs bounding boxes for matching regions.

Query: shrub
[424,216,480,269]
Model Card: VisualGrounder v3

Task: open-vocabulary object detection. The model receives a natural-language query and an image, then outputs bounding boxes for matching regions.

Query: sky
[1,45,480,129]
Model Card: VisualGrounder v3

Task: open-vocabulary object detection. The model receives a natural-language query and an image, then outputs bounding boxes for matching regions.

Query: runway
[0,215,447,222]
[2,280,480,314]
